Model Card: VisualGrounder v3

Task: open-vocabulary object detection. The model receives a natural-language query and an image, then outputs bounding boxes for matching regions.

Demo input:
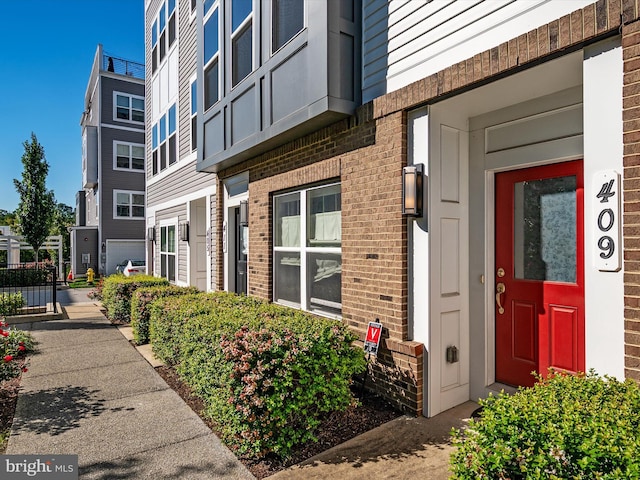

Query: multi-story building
[71,45,146,277]
[144,0,216,290]
[148,0,640,418]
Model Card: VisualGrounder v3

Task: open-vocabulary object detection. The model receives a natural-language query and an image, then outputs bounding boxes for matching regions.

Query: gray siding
[147,159,215,206]
[155,204,188,284]
[197,0,361,172]
[100,126,146,241]
[71,228,99,276]
[85,188,99,226]
[361,0,593,102]
[178,0,197,161]
[145,0,163,177]
[101,76,145,128]
[146,0,216,210]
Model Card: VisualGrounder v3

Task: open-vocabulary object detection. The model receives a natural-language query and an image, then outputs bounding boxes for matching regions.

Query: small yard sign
[364,320,383,356]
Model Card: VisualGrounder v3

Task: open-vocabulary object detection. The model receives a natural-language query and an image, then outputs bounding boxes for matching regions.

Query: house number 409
[594,170,621,272]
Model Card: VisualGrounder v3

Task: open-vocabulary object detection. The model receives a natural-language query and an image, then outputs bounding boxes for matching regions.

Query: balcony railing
[102,54,144,80]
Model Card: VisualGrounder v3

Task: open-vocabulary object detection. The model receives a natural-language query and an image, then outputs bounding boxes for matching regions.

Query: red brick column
[623,15,640,381]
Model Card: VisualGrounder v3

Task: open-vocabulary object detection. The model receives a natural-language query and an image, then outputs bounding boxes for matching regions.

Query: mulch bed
[155,365,402,479]
[0,375,23,452]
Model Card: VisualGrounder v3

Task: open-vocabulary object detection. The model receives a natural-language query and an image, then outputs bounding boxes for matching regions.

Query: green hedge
[451,371,640,479]
[0,292,25,316]
[0,268,51,287]
[130,285,198,344]
[149,292,365,458]
[101,275,169,323]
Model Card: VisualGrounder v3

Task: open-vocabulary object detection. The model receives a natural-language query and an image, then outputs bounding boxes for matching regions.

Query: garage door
[106,240,146,275]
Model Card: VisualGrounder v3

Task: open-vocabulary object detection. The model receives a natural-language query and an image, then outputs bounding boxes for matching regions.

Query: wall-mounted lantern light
[402,164,424,217]
[239,200,249,226]
[179,222,190,242]
[147,226,156,243]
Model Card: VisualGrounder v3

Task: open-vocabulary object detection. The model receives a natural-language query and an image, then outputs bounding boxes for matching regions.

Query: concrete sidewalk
[6,287,475,479]
[268,401,477,479]
[6,289,254,479]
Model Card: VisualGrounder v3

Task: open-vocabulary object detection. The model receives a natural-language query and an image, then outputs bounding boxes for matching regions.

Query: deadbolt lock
[497,267,505,278]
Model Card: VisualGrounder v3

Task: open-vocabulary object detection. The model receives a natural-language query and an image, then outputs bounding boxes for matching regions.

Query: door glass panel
[513,175,577,283]
[239,225,248,258]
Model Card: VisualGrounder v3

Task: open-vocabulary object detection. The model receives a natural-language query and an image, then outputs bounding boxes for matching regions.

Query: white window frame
[152,0,177,75]
[273,183,342,318]
[203,1,220,111]
[113,141,145,172]
[190,74,197,152]
[190,0,197,22]
[151,102,178,175]
[113,190,145,220]
[113,92,145,124]
[230,0,253,88]
[159,221,177,283]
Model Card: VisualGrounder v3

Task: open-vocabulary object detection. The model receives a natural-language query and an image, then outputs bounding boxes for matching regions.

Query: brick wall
[623,10,640,381]
[212,0,640,414]
[217,104,424,413]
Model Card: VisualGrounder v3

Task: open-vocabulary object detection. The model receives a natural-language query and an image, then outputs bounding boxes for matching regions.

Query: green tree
[50,202,75,261]
[13,133,55,262]
[0,210,17,227]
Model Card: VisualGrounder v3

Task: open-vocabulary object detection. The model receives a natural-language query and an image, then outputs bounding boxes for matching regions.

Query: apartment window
[152,0,177,74]
[114,142,145,171]
[152,103,177,174]
[232,0,252,87]
[160,224,176,282]
[114,93,144,123]
[204,3,219,109]
[190,78,197,151]
[273,183,341,317]
[114,190,145,219]
[273,0,304,52]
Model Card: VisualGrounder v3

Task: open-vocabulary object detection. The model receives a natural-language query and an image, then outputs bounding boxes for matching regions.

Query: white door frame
[222,172,249,293]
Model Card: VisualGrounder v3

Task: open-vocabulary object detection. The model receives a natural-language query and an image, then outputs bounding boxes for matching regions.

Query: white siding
[362,0,594,102]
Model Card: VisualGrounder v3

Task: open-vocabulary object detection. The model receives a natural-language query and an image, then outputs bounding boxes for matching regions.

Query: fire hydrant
[87,268,95,284]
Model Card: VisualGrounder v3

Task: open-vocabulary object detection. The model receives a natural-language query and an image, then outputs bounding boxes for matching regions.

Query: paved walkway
[269,401,477,479]
[7,288,254,479]
[6,287,477,479]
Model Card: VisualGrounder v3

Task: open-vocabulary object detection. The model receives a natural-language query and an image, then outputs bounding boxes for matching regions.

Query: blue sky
[0,0,145,213]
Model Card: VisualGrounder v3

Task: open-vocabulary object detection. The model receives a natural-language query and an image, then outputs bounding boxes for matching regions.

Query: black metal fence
[102,53,145,80]
[0,263,58,314]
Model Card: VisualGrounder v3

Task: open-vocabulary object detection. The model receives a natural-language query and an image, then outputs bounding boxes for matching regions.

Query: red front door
[495,160,584,387]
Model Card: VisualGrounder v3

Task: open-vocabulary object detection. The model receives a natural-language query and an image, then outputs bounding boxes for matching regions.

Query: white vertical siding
[583,38,624,379]
[362,0,594,103]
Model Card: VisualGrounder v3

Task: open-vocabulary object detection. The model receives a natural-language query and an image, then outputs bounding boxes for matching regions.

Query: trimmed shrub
[130,285,198,344]
[451,370,640,479]
[149,292,366,458]
[101,275,169,323]
[0,292,25,316]
[0,267,51,287]
[149,291,251,366]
